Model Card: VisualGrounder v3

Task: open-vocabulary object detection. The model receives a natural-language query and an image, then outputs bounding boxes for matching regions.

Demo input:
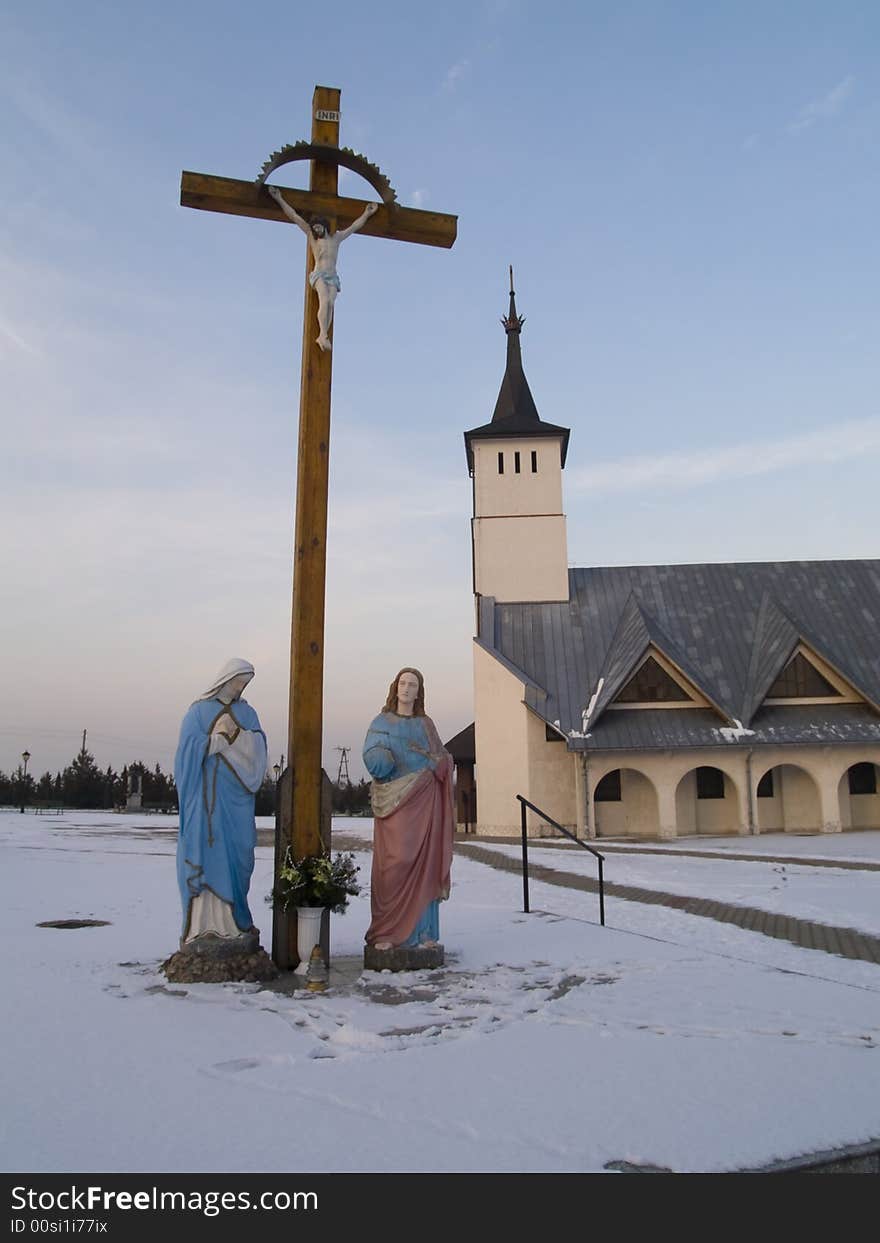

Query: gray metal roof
[478,560,880,751]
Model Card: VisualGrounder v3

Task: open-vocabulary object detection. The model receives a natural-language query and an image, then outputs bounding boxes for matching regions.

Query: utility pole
[335,746,351,787]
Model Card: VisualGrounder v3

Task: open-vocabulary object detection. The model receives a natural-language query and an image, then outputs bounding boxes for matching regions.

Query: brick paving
[474,836,880,872]
[454,839,880,966]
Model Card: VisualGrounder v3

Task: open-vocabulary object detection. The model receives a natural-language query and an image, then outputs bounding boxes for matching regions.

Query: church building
[461,282,880,839]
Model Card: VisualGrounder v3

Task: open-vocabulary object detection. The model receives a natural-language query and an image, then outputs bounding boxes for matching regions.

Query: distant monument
[125,769,142,811]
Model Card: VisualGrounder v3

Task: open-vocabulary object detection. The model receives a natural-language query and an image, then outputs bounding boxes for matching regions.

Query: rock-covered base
[162,930,279,983]
[363,943,445,972]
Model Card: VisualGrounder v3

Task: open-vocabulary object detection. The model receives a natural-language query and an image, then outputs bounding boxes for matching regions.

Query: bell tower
[464,271,570,604]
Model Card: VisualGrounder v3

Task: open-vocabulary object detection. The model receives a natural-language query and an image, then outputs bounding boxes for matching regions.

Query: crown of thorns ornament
[256,141,397,206]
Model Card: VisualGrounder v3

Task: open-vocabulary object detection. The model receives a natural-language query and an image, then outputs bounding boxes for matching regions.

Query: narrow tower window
[497,452,504,474]
[514,451,521,474]
[531,450,537,473]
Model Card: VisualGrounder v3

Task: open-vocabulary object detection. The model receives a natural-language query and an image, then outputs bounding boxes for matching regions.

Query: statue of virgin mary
[174,658,268,946]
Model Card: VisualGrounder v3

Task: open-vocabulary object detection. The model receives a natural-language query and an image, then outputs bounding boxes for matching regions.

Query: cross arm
[180,171,457,249]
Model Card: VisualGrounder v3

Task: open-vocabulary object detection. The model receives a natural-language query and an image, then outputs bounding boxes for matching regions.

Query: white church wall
[756,777,784,831]
[849,787,880,827]
[525,712,577,835]
[472,438,563,517]
[674,770,698,835]
[473,516,569,603]
[473,643,530,836]
[471,434,569,603]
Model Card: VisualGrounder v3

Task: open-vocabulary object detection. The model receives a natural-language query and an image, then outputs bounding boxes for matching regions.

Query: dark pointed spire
[492,266,540,424]
[463,271,570,473]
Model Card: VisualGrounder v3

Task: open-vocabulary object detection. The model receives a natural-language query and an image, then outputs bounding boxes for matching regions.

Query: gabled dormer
[610,649,712,708]
[464,271,571,604]
[764,644,861,705]
[742,593,880,723]
[583,593,730,731]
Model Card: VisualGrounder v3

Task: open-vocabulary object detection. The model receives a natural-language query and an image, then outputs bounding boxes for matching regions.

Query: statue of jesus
[267,185,379,351]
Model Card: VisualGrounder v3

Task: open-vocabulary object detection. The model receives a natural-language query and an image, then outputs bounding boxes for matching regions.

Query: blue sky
[2,1,878,781]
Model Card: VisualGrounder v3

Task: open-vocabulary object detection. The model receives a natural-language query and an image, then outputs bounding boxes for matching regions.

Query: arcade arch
[675,765,739,835]
[837,761,880,830]
[755,763,821,833]
[593,767,660,838]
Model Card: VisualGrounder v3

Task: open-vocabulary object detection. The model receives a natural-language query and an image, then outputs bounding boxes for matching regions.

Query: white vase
[294,906,324,974]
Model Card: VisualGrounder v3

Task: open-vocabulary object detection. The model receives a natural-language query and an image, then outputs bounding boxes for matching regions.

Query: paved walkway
[454,840,880,966]
[530,838,880,873]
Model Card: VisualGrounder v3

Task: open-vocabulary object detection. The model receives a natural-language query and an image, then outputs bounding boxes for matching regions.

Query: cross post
[180,86,457,968]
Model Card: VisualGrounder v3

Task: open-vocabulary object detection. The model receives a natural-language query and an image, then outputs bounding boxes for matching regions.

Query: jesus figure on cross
[267,185,378,350]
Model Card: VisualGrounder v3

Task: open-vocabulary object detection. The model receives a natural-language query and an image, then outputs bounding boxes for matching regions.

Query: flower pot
[294,906,324,974]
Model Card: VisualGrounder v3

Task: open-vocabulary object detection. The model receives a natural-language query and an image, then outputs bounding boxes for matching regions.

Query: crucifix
[180,86,457,968]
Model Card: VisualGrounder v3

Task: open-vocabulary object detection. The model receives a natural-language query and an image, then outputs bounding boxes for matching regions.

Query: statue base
[162,930,278,983]
[364,943,445,973]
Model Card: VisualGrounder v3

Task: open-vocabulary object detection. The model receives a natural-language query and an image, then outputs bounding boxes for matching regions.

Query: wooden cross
[180,86,457,968]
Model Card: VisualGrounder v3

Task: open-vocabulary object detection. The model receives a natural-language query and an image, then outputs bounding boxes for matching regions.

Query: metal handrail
[516,795,605,926]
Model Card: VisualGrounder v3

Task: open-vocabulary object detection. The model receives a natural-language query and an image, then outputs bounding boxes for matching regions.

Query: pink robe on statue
[366,745,454,948]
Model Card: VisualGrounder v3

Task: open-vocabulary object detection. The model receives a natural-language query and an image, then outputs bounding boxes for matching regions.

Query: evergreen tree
[331,777,371,816]
[36,772,55,802]
[62,746,105,809]
[254,770,277,817]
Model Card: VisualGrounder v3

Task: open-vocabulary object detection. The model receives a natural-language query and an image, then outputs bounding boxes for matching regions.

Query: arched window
[849,763,877,795]
[756,771,774,798]
[696,766,725,799]
[595,770,621,802]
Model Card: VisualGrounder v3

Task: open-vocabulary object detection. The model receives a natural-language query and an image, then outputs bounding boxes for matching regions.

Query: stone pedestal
[162,929,278,984]
[363,943,444,972]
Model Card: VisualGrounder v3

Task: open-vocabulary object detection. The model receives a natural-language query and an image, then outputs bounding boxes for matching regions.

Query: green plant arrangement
[268,847,360,914]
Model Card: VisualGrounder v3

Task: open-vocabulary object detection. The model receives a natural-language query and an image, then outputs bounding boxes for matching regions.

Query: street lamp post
[20,750,31,814]
[273,763,282,816]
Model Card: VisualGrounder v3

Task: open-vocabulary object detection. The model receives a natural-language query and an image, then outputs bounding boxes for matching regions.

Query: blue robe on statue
[363,712,454,947]
[174,696,266,940]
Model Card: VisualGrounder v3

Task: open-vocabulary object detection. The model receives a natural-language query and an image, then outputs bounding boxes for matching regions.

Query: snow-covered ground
[2,810,879,1173]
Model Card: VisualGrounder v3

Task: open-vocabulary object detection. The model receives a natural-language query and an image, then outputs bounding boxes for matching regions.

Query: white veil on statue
[198,658,255,702]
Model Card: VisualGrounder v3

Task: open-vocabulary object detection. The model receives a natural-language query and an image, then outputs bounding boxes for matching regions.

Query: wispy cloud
[0,315,41,356]
[570,416,880,496]
[1,75,107,171]
[443,59,470,92]
[788,76,854,134]
[410,188,429,208]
